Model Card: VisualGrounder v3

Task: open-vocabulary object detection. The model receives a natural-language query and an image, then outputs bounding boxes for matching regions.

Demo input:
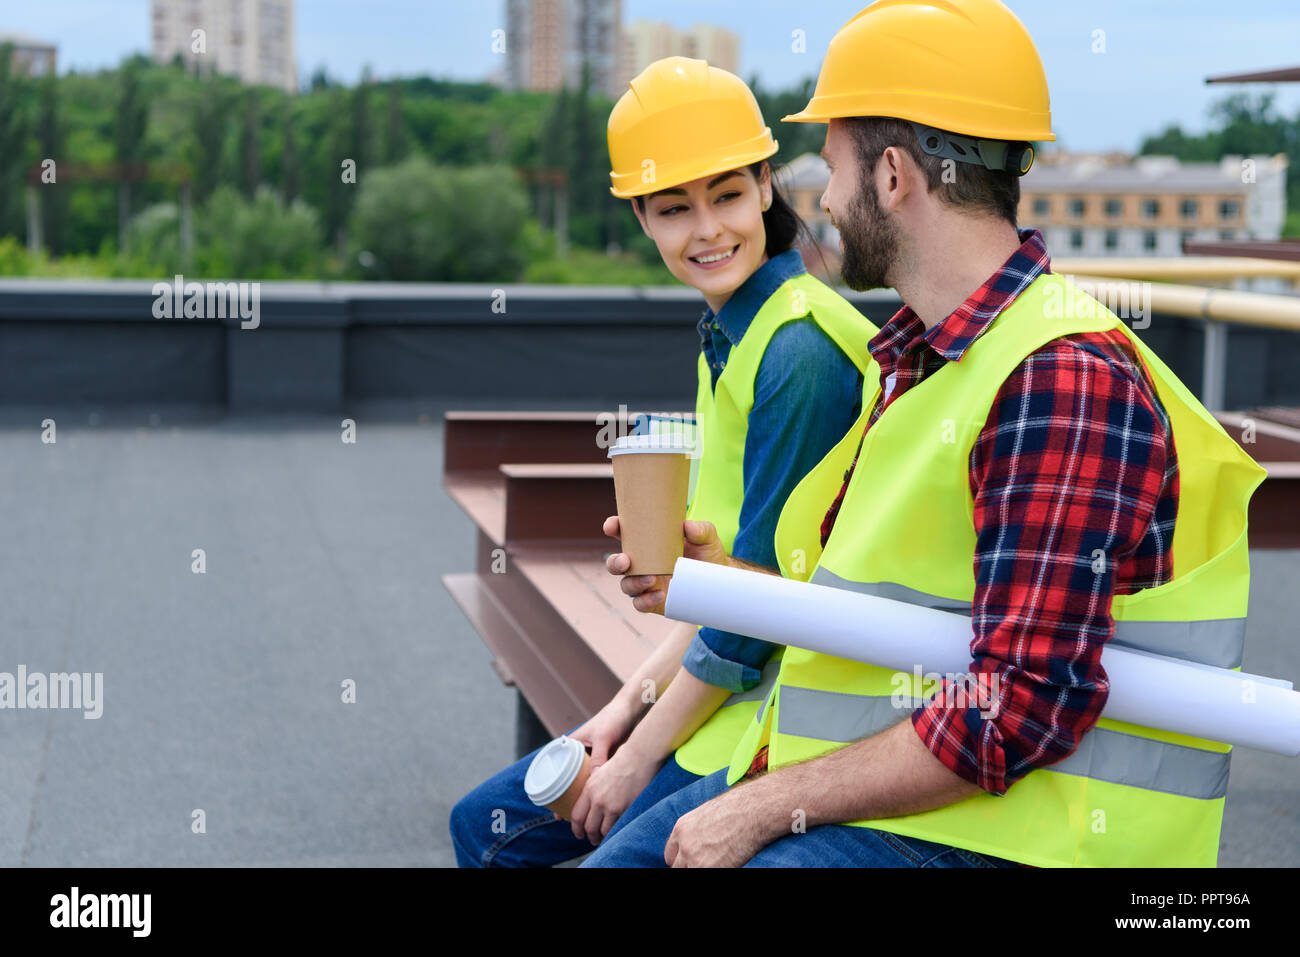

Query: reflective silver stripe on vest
[1112,619,1244,670]
[721,657,783,709]
[778,685,922,741]
[1049,726,1230,800]
[809,567,1246,671]
[810,567,973,613]
[776,685,1230,800]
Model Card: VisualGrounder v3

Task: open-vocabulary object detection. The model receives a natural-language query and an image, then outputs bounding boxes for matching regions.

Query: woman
[450,56,877,867]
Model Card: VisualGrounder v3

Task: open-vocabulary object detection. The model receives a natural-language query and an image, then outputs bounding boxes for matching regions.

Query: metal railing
[1058,263,1300,413]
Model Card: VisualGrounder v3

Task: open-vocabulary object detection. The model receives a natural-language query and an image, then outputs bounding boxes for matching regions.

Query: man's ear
[878,145,914,212]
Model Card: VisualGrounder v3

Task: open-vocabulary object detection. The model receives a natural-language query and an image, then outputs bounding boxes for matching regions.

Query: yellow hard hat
[608,56,778,199]
[784,0,1055,143]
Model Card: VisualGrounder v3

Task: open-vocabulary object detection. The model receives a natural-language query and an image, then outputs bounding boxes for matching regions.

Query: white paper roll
[664,558,1300,756]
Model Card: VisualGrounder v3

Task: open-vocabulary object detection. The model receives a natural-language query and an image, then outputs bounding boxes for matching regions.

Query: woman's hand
[602,516,732,615]
[566,742,666,845]
[567,693,640,766]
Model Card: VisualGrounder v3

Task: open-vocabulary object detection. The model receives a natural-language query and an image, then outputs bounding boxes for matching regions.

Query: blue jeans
[581,769,1025,868]
[449,728,702,867]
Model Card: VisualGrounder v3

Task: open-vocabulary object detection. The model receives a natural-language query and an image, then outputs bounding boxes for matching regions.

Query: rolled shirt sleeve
[910,337,1177,795]
[683,317,864,692]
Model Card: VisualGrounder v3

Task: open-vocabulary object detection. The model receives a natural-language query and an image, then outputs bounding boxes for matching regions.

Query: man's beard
[838,177,902,292]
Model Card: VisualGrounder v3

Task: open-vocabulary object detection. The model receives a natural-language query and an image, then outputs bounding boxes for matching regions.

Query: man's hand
[566,742,665,845]
[663,783,775,868]
[602,516,732,615]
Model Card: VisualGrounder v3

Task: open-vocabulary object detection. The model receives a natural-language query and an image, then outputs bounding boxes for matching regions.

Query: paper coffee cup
[607,434,692,576]
[524,735,593,821]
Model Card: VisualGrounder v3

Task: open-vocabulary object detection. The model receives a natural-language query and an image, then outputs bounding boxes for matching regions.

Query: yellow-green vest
[673,272,878,775]
[726,272,1267,866]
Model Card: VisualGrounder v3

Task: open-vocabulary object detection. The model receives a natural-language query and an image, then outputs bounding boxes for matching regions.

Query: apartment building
[505,0,623,98]
[0,31,56,77]
[1019,152,1288,257]
[619,19,739,89]
[151,0,297,93]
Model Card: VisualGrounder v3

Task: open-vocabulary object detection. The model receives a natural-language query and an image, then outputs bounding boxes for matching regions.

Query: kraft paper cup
[607,434,693,577]
[524,735,593,821]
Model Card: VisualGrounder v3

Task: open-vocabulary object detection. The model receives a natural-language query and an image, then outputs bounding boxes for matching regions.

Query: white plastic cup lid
[607,434,695,457]
[523,735,587,807]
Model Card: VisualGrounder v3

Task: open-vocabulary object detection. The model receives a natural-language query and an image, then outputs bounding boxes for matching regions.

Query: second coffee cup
[523,735,593,821]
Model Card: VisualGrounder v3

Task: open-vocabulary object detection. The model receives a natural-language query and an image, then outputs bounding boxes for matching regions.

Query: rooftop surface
[1,402,1296,867]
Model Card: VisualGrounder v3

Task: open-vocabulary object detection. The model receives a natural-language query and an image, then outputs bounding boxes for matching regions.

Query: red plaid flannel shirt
[745,229,1179,795]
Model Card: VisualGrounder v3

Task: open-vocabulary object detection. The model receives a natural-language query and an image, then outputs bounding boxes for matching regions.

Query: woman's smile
[688,244,741,270]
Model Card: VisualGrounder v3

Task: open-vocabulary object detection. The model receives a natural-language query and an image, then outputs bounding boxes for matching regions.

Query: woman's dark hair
[634,161,830,275]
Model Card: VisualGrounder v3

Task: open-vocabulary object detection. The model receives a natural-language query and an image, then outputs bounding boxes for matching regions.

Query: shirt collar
[868,227,1051,366]
[697,248,808,346]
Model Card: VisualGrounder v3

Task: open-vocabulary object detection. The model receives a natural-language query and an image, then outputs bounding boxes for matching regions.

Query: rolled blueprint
[663,558,1300,756]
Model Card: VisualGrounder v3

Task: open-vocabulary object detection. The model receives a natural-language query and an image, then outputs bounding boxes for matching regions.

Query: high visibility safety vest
[672,272,877,776]
[726,272,1267,866]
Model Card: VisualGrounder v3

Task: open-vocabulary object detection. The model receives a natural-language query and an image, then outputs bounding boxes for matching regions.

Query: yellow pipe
[1055,257,1300,282]
[1070,275,1300,332]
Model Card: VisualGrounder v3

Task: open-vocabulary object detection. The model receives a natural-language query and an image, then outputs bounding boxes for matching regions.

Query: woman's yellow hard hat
[608,57,778,199]
[784,0,1055,143]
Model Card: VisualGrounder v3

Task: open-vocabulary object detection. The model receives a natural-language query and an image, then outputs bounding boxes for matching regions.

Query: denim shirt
[682,248,864,692]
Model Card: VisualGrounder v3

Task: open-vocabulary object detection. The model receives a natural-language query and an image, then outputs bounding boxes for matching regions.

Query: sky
[4,0,1300,154]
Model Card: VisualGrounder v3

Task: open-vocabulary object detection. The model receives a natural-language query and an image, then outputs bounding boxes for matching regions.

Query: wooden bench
[1216,410,1300,549]
[442,408,1300,758]
[441,411,683,756]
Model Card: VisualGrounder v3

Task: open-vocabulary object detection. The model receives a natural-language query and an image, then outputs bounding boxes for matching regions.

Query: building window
[1180,230,1196,250]
[1070,229,1084,250]
[1180,199,1199,220]
[1104,198,1123,218]
[1032,197,1050,217]
[1068,197,1086,218]
[1104,230,1119,250]
[1219,200,1240,220]
[1141,199,1160,219]
[1143,230,1158,251]
[1219,230,1236,241]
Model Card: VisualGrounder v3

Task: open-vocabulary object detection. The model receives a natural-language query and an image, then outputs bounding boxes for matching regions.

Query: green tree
[114,57,150,250]
[280,102,300,203]
[199,185,323,277]
[383,82,407,164]
[0,45,31,241]
[749,74,823,166]
[349,157,530,281]
[190,75,231,204]
[36,74,67,253]
[122,201,182,272]
[321,88,353,253]
[240,89,262,197]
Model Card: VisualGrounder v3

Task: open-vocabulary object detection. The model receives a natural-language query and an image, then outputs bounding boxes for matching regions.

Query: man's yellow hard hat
[608,56,778,199]
[784,0,1055,143]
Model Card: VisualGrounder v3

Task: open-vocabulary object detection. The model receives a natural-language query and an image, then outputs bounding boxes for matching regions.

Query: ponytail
[750,161,832,279]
